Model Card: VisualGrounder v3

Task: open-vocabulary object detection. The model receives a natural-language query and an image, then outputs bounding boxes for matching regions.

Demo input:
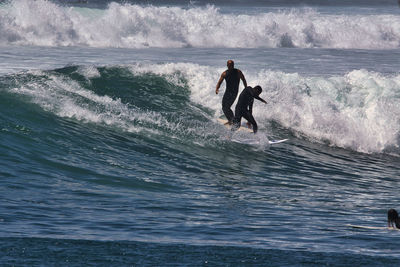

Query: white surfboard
[269,139,289,144]
[346,224,398,230]
[217,118,288,145]
[231,138,288,145]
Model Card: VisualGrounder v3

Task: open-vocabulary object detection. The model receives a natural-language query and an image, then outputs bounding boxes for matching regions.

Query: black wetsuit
[222,68,241,122]
[388,209,400,229]
[232,86,265,134]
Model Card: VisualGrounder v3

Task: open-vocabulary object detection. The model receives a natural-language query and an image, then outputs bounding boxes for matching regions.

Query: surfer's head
[254,85,262,95]
[388,209,399,227]
[227,60,234,70]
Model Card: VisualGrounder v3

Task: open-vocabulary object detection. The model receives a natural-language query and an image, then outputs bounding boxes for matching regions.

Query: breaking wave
[1,0,400,49]
[1,63,399,155]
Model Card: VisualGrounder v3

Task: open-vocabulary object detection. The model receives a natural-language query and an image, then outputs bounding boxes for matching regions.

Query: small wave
[1,0,400,49]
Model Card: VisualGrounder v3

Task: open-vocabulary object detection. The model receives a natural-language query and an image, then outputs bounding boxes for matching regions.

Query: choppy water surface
[1,0,400,265]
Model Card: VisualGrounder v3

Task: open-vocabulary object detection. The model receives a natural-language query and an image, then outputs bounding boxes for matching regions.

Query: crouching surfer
[231,85,267,134]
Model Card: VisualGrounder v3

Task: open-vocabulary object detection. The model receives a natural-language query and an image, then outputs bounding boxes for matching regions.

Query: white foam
[1,0,400,49]
[250,69,400,153]
[76,66,101,79]
[129,63,400,154]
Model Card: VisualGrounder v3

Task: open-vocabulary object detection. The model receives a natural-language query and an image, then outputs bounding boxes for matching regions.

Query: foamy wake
[1,0,400,49]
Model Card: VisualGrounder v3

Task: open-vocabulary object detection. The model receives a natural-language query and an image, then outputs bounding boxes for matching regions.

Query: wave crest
[1,0,400,49]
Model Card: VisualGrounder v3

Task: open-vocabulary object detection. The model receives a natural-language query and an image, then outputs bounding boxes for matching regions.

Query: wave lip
[1,0,400,49]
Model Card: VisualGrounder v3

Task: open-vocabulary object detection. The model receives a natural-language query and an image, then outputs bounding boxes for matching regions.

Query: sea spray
[1,0,400,49]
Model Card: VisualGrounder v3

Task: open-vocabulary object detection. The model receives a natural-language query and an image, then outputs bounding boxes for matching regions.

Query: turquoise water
[1,0,400,266]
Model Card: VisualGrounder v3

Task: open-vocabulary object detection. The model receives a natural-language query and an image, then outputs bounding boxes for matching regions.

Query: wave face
[1,0,400,49]
[1,63,399,155]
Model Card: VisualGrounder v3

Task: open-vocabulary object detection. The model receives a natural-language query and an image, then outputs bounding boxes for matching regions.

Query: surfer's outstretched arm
[254,95,267,104]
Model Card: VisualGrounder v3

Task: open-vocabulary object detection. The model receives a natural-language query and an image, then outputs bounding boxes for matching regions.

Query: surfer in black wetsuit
[215,60,247,124]
[232,85,267,134]
[388,209,400,229]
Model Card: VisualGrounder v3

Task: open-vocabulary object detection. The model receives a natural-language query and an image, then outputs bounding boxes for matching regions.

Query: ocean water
[1,0,400,266]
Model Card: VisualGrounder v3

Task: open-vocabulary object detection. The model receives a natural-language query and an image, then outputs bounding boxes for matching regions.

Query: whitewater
[1,0,400,49]
[1,0,400,266]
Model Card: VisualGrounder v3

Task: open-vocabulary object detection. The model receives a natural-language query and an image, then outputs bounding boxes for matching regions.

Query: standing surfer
[215,60,247,124]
